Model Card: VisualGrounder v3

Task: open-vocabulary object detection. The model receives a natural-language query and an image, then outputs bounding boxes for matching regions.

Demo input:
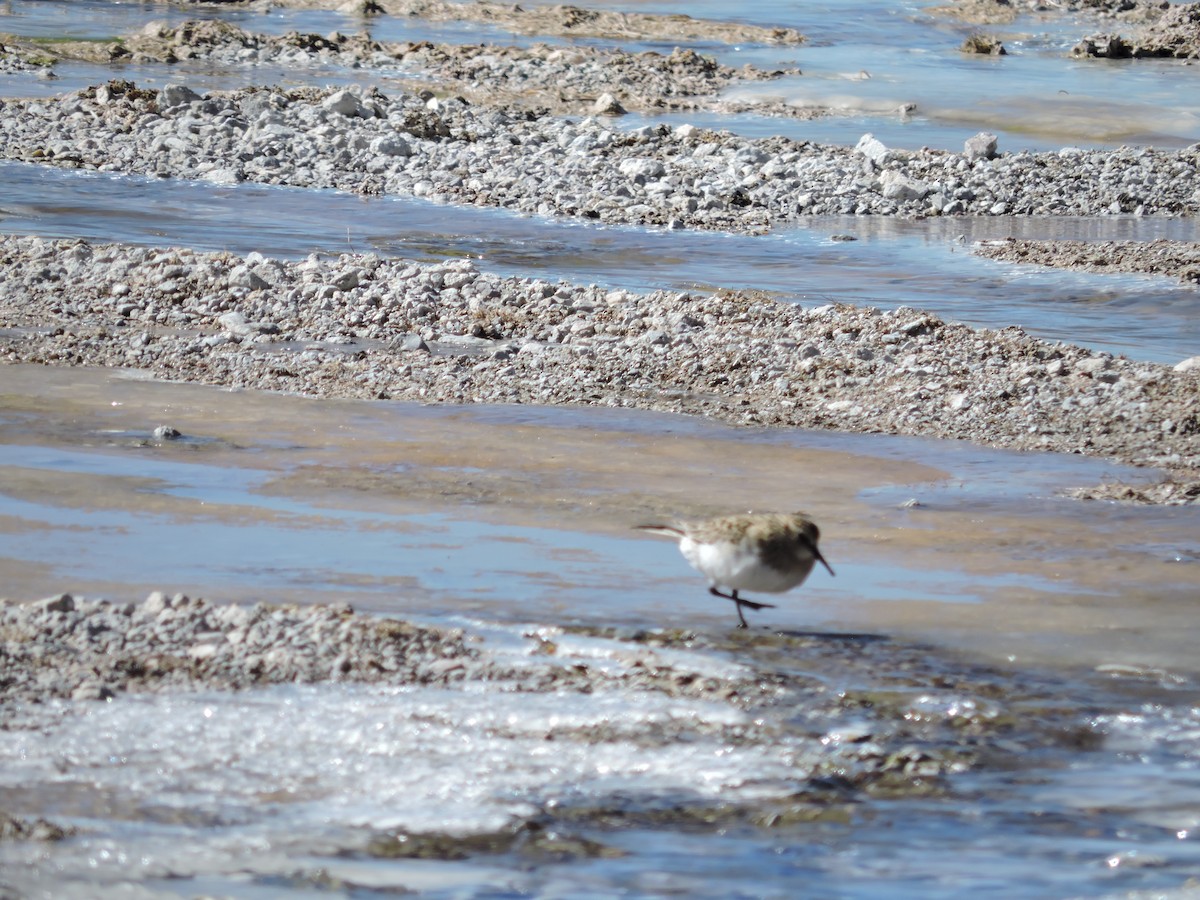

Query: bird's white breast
[679,535,811,594]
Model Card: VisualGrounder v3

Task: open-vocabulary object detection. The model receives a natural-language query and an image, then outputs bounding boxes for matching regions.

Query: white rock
[1075,357,1111,376]
[219,311,255,336]
[144,591,173,615]
[855,133,895,167]
[159,83,200,109]
[964,131,999,161]
[591,92,626,116]
[201,168,241,185]
[619,158,666,180]
[188,643,220,660]
[370,134,411,157]
[1174,356,1200,373]
[880,169,928,202]
[323,90,365,118]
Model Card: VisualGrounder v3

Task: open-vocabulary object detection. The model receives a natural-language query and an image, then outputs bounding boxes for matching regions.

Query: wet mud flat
[2,361,1197,668]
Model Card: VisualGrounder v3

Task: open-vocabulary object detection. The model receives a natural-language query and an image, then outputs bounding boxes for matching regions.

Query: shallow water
[3,160,1199,362]
[2,363,1199,667]
[4,0,1200,896]
[6,672,1200,900]
[5,0,1200,150]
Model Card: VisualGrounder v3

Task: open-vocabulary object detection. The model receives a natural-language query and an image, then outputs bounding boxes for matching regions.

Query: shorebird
[636,512,834,628]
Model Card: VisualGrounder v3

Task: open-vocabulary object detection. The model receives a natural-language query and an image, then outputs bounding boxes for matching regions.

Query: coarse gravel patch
[33,20,799,118]
[928,0,1171,26]
[1,80,1197,235]
[1073,2,1200,59]
[974,238,1200,285]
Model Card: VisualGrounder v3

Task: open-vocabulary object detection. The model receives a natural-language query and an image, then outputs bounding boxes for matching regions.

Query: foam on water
[1,684,773,830]
[0,627,820,894]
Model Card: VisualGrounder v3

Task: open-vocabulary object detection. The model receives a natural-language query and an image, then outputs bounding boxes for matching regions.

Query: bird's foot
[736,598,776,611]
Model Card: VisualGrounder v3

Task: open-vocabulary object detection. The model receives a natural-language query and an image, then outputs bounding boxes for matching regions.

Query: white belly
[680,537,810,594]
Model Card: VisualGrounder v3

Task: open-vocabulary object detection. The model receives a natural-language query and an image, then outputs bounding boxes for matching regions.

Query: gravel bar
[1,78,1197,232]
[2,234,1198,502]
[975,238,1200,285]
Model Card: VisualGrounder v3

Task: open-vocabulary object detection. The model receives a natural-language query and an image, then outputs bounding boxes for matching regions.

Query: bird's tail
[634,523,685,538]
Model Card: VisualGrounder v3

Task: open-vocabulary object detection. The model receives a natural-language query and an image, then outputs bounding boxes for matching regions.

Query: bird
[635,512,834,629]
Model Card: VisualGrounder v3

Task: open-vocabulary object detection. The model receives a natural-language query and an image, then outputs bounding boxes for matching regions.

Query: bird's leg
[735,597,776,611]
[708,586,774,629]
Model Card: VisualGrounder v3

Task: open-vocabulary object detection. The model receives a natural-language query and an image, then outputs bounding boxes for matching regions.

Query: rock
[229,265,270,290]
[898,316,936,336]
[618,158,666,180]
[1071,35,1134,60]
[371,134,411,157]
[879,170,928,202]
[154,425,182,440]
[144,590,173,614]
[961,35,1006,56]
[72,681,116,701]
[34,593,75,613]
[159,83,200,109]
[1075,357,1112,377]
[642,329,669,346]
[201,167,242,185]
[219,311,253,336]
[855,133,895,167]
[591,92,626,116]
[323,89,366,118]
[400,334,430,352]
[218,310,276,336]
[964,132,999,161]
[1174,356,1200,374]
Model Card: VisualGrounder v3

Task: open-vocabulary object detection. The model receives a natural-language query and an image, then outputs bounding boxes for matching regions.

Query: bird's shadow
[767,628,889,644]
